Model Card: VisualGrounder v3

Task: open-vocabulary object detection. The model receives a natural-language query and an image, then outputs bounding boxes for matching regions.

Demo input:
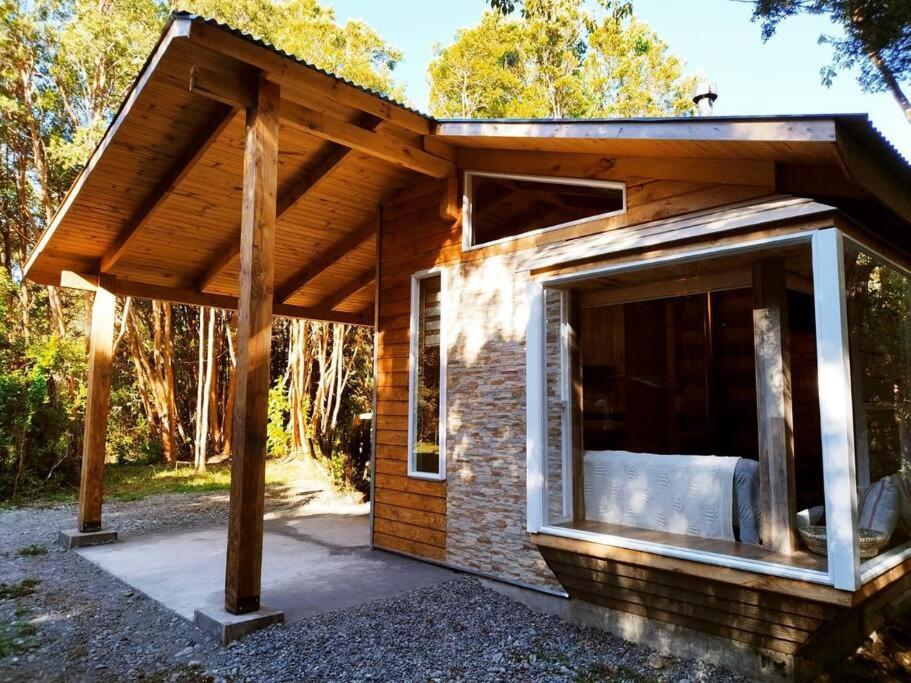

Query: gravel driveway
[2,490,746,682]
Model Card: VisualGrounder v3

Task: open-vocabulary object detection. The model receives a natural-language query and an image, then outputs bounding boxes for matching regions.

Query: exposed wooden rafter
[275,220,376,303]
[194,113,385,292]
[99,104,238,273]
[59,272,372,326]
[280,101,453,178]
[321,267,376,311]
[187,66,453,178]
[186,20,432,135]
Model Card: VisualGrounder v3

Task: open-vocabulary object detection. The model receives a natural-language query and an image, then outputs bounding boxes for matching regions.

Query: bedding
[582,450,752,543]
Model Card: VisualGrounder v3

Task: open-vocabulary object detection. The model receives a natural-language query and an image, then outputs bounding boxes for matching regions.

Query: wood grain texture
[372,177,456,559]
[77,287,116,532]
[752,258,798,554]
[534,535,877,666]
[225,76,280,615]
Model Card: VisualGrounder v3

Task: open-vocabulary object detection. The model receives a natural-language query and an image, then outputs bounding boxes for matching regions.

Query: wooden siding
[372,178,461,561]
[535,533,911,679]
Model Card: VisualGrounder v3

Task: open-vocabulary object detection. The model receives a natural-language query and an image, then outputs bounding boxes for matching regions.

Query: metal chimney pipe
[693,81,718,116]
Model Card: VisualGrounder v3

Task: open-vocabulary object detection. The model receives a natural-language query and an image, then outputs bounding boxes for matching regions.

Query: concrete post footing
[194,605,285,645]
[58,528,118,549]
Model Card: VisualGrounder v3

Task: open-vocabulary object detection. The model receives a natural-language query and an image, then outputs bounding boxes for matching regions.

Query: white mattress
[583,449,741,542]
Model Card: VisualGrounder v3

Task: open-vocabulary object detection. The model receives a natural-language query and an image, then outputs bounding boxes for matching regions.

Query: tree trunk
[869,50,911,123]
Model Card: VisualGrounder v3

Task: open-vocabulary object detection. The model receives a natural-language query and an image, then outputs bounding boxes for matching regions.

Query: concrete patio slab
[58,528,118,549]
[75,511,455,629]
[195,604,285,644]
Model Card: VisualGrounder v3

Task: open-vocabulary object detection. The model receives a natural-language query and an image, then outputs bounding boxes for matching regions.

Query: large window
[464,172,625,249]
[845,240,911,578]
[528,230,911,591]
[408,271,446,480]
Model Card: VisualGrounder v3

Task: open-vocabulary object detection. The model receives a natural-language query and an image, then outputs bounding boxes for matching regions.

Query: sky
[329,0,911,160]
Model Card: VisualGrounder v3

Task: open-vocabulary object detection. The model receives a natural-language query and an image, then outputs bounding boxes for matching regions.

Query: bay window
[528,228,911,590]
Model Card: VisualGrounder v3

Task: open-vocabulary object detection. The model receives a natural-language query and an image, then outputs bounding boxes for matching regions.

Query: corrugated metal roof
[173,11,431,120]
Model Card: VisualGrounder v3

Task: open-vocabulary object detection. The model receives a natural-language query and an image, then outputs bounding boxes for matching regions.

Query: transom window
[464,172,626,249]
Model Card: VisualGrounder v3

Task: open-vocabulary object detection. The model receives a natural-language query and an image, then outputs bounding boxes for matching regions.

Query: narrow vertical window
[409,272,445,479]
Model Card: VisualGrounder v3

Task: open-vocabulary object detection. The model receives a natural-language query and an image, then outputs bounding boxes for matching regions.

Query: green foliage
[430,0,696,118]
[0,330,85,500]
[267,377,292,458]
[0,1,398,502]
[16,544,47,557]
[751,1,911,100]
[176,0,405,99]
[0,578,40,600]
[0,616,39,659]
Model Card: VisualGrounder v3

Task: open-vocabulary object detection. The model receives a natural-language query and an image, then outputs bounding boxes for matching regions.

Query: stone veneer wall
[444,250,562,590]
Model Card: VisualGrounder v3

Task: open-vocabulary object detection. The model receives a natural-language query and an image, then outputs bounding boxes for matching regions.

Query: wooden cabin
[25,12,911,680]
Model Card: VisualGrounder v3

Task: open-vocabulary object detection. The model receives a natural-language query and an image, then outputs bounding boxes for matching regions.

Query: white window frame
[463,171,627,252]
[526,228,867,590]
[407,268,447,481]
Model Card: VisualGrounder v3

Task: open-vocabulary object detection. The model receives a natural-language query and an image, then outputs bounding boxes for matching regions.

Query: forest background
[0,0,705,501]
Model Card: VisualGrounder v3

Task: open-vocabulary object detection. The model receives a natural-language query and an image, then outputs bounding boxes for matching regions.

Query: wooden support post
[77,287,116,532]
[224,75,280,615]
[752,257,798,555]
[568,291,586,523]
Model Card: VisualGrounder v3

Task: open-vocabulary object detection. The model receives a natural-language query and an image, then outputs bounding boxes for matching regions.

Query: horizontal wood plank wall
[537,543,841,656]
[539,540,911,679]
[373,177,461,561]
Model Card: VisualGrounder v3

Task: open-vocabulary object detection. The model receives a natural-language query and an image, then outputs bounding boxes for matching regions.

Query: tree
[429,0,695,119]
[0,0,387,497]
[749,1,911,123]
[173,0,405,99]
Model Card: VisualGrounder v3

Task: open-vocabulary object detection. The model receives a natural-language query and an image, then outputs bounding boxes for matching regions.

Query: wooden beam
[61,270,99,291]
[752,257,798,555]
[187,20,432,135]
[569,291,585,524]
[195,116,385,292]
[456,149,777,188]
[436,117,839,143]
[281,100,454,178]
[225,76,280,615]
[276,221,376,303]
[77,286,116,532]
[99,105,237,273]
[439,174,460,221]
[322,267,375,310]
[836,127,911,227]
[80,274,371,325]
[189,65,255,109]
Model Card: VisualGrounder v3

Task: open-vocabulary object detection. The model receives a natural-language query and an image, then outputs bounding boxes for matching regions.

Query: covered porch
[75,503,455,643]
[23,12,457,631]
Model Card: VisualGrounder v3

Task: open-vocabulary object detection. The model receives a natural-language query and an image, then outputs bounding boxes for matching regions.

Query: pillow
[858,474,902,539]
[797,505,825,530]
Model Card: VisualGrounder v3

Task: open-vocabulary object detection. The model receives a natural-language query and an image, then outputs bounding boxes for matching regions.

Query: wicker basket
[798,525,890,559]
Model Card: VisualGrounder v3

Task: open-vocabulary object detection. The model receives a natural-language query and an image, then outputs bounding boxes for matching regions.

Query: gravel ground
[0,487,820,682]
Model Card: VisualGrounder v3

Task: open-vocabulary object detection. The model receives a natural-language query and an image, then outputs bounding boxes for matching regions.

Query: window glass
[469,173,624,247]
[412,275,442,476]
[845,243,911,564]
[539,244,828,573]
